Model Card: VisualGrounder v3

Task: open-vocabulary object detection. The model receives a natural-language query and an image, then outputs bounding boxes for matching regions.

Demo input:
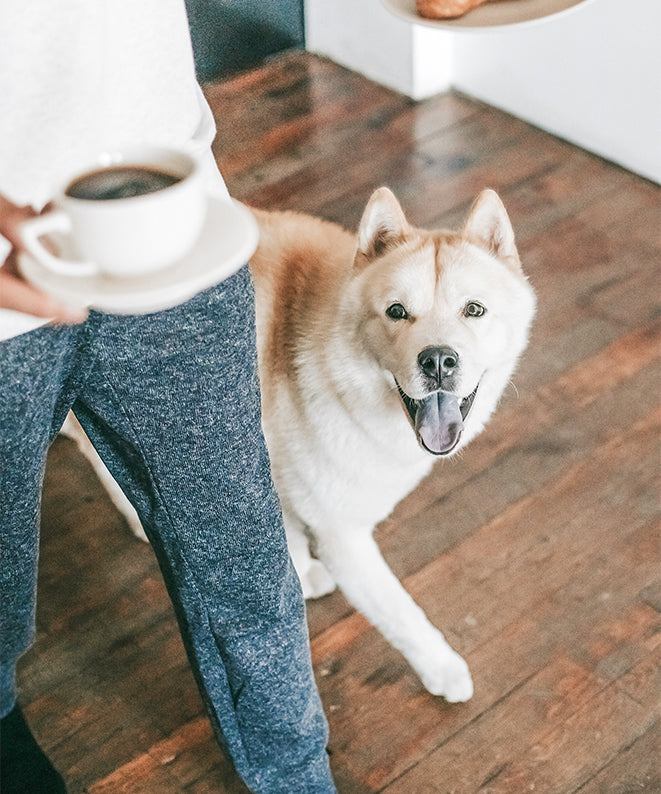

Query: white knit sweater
[0,0,227,339]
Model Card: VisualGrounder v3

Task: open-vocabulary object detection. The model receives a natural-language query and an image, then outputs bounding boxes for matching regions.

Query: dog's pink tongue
[414,392,463,455]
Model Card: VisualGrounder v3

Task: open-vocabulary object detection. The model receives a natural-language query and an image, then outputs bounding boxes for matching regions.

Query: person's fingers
[0,196,85,323]
[0,269,88,324]
[0,197,39,248]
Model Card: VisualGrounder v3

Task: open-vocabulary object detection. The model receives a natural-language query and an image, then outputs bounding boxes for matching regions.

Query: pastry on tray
[415,0,509,20]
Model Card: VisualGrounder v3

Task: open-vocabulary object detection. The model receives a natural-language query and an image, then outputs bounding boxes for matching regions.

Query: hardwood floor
[27,52,659,792]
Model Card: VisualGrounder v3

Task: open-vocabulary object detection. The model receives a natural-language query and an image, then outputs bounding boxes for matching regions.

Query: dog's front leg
[314,527,473,702]
[282,510,336,599]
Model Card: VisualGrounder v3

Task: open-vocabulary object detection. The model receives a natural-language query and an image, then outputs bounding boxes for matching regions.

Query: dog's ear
[463,189,521,271]
[356,187,409,265]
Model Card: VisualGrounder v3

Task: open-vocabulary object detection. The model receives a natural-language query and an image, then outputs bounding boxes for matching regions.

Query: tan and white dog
[63,187,535,702]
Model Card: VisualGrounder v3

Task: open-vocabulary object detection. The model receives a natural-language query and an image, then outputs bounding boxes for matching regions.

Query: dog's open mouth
[396,381,479,456]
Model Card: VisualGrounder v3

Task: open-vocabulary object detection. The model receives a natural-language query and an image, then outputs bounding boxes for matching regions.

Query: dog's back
[249,208,355,397]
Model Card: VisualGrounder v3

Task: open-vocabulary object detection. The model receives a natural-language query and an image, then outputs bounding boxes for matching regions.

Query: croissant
[416,0,498,19]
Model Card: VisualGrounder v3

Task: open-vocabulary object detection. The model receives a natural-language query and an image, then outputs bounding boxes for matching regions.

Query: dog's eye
[386,302,409,321]
[464,301,486,318]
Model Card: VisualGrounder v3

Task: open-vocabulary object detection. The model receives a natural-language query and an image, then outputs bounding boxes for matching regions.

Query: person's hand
[0,196,88,323]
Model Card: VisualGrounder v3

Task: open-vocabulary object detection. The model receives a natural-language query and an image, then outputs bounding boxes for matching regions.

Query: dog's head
[352,187,536,456]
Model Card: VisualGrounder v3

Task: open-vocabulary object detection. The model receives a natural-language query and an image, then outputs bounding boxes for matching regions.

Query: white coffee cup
[20,146,207,279]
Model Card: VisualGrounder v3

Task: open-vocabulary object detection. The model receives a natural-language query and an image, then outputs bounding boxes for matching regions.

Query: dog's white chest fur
[266,367,433,534]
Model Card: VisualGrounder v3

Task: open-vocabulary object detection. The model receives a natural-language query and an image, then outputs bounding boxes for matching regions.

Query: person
[0,2,335,792]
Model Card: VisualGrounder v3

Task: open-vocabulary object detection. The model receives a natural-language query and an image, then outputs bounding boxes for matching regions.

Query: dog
[63,187,535,702]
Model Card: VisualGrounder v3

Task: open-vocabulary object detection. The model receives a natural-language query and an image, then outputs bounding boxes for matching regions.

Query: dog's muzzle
[396,381,479,455]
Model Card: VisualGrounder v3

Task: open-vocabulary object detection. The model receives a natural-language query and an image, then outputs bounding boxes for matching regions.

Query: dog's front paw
[299,559,336,599]
[418,647,474,702]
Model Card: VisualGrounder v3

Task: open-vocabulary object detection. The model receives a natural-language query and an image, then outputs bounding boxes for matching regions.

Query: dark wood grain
[23,51,660,792]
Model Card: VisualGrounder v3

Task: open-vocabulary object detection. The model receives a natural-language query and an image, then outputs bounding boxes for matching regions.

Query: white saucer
[19,197,259,315]
[382,0,595,31]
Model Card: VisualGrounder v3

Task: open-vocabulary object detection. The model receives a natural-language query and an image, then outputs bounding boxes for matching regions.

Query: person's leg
[75,267,334,793]
[0,322,93,792]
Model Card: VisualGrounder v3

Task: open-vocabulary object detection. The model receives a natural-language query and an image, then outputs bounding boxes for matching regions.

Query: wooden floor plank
[20,51,659,792]
[571,722,660,794]
[87,718,249,794]
[382,646,658,794]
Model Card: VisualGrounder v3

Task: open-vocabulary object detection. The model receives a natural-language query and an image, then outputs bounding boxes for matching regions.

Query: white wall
[451,0,661,183]
[305,0,661,183]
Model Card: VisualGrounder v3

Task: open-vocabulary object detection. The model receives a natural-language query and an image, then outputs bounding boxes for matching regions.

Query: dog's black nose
[418,346,459,385]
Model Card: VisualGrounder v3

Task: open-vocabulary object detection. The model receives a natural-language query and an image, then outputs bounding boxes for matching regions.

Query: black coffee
[66,165,182,201]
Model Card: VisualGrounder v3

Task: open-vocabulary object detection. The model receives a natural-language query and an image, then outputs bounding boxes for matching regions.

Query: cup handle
[19,210,100,277]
